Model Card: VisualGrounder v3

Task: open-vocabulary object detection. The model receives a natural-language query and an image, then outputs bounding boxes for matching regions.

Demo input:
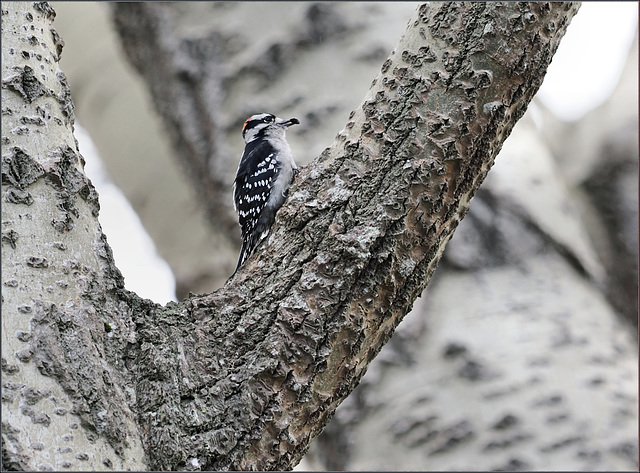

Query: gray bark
[2,2,584,471]
[110,2,237,242]
[303,13,639,471]
[1,3,146,470]
[304,112,639,471]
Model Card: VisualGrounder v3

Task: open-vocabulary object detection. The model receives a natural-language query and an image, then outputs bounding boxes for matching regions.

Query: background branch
[111,3,236,239]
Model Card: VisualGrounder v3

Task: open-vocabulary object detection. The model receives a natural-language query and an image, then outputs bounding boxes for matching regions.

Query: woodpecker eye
[264,115,274,123]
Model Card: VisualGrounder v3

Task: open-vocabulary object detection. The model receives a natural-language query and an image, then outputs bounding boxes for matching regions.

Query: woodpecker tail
[234,240,250,273]
[234,234,256,274]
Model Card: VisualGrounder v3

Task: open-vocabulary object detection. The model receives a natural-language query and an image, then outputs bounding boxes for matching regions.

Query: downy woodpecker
[233,112,299,273]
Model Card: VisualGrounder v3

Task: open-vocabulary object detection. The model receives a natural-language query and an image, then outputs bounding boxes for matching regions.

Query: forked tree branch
[129,3,580,470]
[0,2,580,471]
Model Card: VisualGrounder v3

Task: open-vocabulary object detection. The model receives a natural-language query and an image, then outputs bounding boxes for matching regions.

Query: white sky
[536,2,638,121]
[76,125,178,303]
[77,3,639,304]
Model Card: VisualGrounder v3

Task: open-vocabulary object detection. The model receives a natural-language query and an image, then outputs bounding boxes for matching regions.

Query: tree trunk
[2,2,581,471]
[1,3,147,470]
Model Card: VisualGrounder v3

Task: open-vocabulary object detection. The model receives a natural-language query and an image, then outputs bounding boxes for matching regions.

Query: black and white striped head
[242,113,299,144]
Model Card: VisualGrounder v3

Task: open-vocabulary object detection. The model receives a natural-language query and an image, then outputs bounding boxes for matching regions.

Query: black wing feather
[233,140,281,271]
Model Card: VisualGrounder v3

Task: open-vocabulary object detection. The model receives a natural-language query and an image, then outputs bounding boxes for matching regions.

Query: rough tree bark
[2,2,580,471]
[1,3,146,470]
[305,108,639,471]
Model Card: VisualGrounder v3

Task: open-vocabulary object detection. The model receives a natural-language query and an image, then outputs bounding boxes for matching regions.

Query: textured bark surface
[130,2,581,470]
[2,2,585,471]
[1,3,147,470]
[303,112,639,471]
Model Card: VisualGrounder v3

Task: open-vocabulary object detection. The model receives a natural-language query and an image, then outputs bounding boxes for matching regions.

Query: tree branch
[129,2,581,470]
[2,2,581,471]
[1,3,148,469]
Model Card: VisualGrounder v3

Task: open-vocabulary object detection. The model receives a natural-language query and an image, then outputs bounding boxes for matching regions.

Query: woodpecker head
[242,113,299,144]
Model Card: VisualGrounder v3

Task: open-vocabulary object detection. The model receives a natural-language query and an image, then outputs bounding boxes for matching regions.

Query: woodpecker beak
[279,117,300,127]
